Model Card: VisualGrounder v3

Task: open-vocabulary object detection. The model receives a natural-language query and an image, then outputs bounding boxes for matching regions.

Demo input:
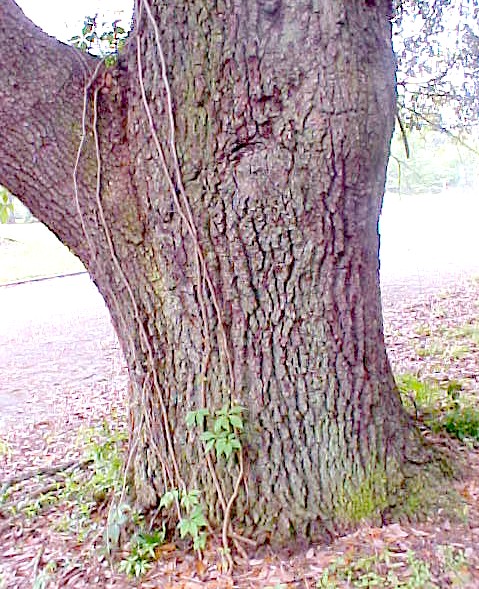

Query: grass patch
[411,317,479,362]
[396,374,479,444]
[414,344,444,358]
[52,422,127,541]
[0,223,84,284]
[442,407,479,441]
[6,420,128,541]
[316,546,469,588]
[447,322,479,346]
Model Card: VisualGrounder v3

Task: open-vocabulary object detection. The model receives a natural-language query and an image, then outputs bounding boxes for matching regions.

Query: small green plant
[183,404,245,554]
[415,343,444,358]
[0,188,14,224]
[437,545,467,572]
[316,557,345,588]
[448,322,479,345]
[440,407,479,442]
[315,550,439,589]
[119,528,165,578]
[49,422,127,540]
[187,404,245,460]
[446,345,469,360]
[69,15,128,64]
[414,324,432,336]
[406,551,433,587]
[396,374,442,410]
[0,437,11,457]
[21,490,59,519]
[105,502,131,550]
[160,488,208,551]
[32,561,57,589]
[396,373,479,443]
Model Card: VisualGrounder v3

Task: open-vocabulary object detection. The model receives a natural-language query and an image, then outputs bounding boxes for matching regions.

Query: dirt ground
[1,274,479,588]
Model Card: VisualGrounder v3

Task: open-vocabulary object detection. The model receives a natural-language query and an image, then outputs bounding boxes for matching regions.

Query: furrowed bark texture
[0,0,438,543]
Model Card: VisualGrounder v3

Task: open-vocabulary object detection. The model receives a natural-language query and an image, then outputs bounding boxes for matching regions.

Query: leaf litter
[1,276,479,587]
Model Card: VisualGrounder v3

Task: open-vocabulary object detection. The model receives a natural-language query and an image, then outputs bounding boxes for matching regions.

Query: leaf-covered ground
[1,277,479,588]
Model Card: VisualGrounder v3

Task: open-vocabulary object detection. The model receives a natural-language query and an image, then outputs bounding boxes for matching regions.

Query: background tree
[0,0,450,551]
[387,128,479,193]
[394,0,479,133]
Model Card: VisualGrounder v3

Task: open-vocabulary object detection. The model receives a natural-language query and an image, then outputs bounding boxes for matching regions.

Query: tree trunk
[0,0,446,545]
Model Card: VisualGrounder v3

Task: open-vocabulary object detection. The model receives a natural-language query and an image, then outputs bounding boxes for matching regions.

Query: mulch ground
[1,277,479,588]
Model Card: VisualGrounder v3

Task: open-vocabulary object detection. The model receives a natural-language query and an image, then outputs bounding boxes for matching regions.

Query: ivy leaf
[159,489,178,510]
[230,437,241,451]
[186,411,196,429]
[216,434,241,459]
[191,506,207,527]
[181,489,200,512]
[229,405,246,415]
[215,404,230,417]
[214,415,230,433]
[186,409,210,429]
[178,517,195,539]
[193,531,207,551]
[205,438,216,453]
[228,414,243,430]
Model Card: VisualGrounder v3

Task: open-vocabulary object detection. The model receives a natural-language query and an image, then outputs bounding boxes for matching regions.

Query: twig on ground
[0,482,65,515]
[0,458,91,490]
[31,543,45,581]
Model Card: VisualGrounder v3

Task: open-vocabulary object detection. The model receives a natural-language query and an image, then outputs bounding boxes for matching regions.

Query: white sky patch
[15,0,134,42]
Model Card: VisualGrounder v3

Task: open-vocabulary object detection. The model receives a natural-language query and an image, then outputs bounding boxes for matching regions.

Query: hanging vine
[72,0,250,570]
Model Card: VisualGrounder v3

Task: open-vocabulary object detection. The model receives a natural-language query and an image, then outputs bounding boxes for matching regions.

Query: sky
[16,0,133,42]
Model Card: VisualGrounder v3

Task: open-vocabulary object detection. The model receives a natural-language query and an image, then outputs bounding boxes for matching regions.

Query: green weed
[118,529,165,578]
[441,407,479,442]
[437,545,467,572]
[415,344,444,358]
[49,421,127,540]
[315,547,469,588]
[396,374,443,409]
[0,438,11,457]
[159,488,208,551]
[32,561,57,589]
[446,345,469,360]
[397,374,479,444]
[448,322,479,345]
[187,404,245,460]
[413,324,432,336]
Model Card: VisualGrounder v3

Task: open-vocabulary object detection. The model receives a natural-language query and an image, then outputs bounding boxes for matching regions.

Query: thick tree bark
[0,0,445,545]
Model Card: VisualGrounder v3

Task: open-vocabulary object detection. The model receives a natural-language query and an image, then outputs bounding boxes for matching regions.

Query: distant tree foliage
[394,0,479,133]
[387,129,479,194]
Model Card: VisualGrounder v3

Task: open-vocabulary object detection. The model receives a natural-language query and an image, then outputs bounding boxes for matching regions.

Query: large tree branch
[0,0,101,258]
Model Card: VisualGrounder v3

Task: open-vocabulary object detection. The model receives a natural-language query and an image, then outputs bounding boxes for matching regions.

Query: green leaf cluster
[69,15,128,61]
[187,404,245,460]
[159,488,208,551]
[0,187,14,224]
[119,528,166,578]
[397,374,479,444]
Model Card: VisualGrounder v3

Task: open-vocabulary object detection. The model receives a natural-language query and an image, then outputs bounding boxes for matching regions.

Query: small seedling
[119,528,165,578]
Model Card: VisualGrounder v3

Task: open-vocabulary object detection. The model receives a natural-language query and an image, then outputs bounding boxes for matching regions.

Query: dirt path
[0,275,127,433]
